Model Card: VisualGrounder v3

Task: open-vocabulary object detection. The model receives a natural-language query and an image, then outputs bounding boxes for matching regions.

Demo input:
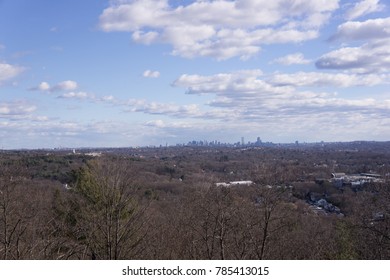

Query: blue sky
[1,0,390,149]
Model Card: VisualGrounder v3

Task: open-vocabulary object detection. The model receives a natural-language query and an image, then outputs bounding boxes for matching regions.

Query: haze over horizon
[1,0,390,149]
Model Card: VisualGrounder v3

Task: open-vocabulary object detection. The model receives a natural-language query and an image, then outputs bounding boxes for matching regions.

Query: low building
[215,180,253,187]
[331,172,383,189]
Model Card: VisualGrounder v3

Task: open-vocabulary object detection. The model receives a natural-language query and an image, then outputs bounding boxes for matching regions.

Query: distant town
[3,137,383,152]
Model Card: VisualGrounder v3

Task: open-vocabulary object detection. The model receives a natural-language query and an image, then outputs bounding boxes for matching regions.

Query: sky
[1,0,390,149]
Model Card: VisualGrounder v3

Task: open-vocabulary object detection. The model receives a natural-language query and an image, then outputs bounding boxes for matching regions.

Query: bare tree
[248,186,294,259]
[0,165,34,259]
[346,184,390,259]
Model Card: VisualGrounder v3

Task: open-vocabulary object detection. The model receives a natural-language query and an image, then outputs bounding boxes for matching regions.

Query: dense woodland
[1,141,390,260]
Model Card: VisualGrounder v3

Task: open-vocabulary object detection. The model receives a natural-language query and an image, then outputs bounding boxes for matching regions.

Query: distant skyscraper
[241,137,244,145]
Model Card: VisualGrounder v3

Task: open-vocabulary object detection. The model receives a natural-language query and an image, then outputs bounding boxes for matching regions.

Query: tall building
[241,137,244,145]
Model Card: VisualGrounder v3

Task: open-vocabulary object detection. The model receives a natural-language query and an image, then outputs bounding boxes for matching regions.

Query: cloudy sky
[1,0,390,148]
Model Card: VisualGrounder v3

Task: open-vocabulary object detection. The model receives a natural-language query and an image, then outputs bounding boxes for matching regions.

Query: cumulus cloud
[100,95,116,102]
[58,91,95,100]
[99,0,339,59]
[171,28,318,60]
[322,16,390,73]
[132,30,159,44]
[51,80,78,92]
[143,70,160,78]
[272,53,311,65]
[345,0,384,20]
[28,68,389,135]
[37,82,50,91]
[30,80,78,92]
[0,101,36,119]
[171,69,390,125]
[331,17,390,41]
[101,0,339,30]
[0,62,24,85]
[124,99,203,118]
[174,69,264,91]
[144,119,194,129]
[32,115,49,122]
[174,69,386,98]
[269,71,388,87]
[316,39,390,73]
[145,119,166,128]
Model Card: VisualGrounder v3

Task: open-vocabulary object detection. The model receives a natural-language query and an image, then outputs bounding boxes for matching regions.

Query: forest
[1,141,390,260]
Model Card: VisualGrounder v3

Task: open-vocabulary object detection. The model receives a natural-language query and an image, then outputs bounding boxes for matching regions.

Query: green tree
[57,158,147,259]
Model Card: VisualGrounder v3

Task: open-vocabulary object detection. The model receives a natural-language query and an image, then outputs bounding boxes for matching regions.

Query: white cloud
[144,119,194,130]
[58,91,95,100]
[0,62,24,85]
[51,80,78,92]
[345,0,384,20]
[32,115,50,122]
[168,28,318,60]
[269,71,388,87]
[171,69,390,125]
[132,30,159,44]
[0,101,36,119]
[316,39,390,73]
[27,68,389,138]
[125,99,203,118]
[174,69,386,98]
[272,53,311,65]
[101,0,339,30]
[173,69,284,96]
[100,95,116,102]
[322,16,390,73]
[99,0,339,59]
[145,119,166,128]
[143,70,160,78]
[38,82,50,91]
[30,80,78,92]
[331,17,390,41]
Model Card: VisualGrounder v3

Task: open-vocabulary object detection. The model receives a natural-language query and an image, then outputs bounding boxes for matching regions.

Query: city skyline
[1,0,390,149]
